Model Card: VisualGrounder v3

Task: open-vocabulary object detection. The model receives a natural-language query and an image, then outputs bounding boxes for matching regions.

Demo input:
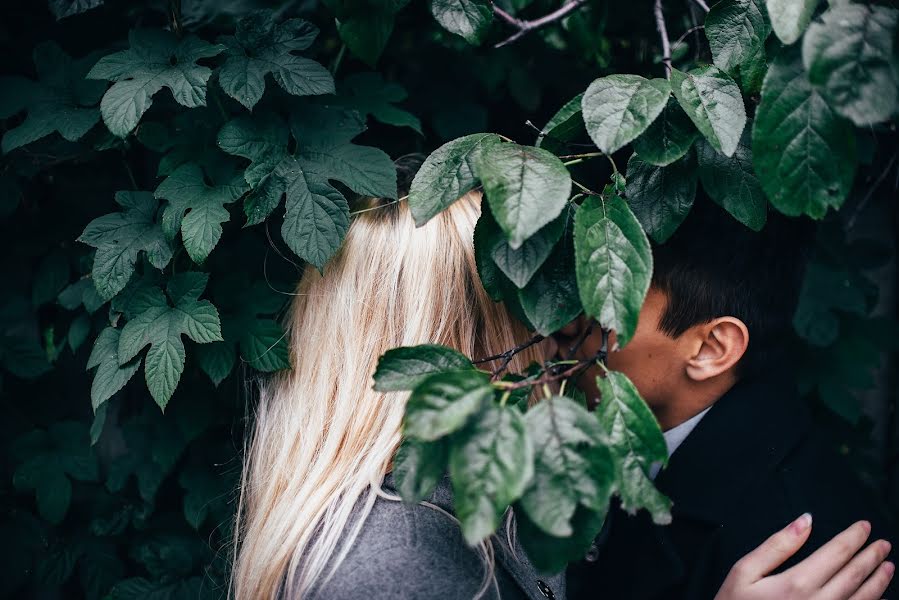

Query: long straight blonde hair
[230,190,547,599]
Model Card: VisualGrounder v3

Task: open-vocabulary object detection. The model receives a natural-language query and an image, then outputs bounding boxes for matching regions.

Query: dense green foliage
[1,0,897,597]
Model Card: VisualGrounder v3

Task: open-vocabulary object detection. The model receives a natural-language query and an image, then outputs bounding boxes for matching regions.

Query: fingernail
[882,540,892,554]
[790,513,813,535]
[884,562,895,577]
[860,520,872,534]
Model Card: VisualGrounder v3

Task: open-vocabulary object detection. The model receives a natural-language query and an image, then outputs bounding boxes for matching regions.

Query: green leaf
[518,396,614,537]
[217,12,334,110]
[0,42,105,153]
[239,319,290,372]
[476,140,572,249]
[491,212,566,289]
[596,371,671,524]
[87,29,225,137]
[696,127,767,231]
[706,0,771,94]
[752,49,857,218]
[574,194,652,347]
[339,72,421,133]
[67,313,91,352]
[431,0,494,44]
[32,252,70,307]
[155,163,247,264]
[670,66,746,158]
[392,438,449,503]
[766,0,819,45]
[117,272,223,409]
[632,98,699,167]
[802,4,899,126]
[536,93,586,154]
[517,503,607,574]
[87,326,141,410]
[194,341,236,386]
[449,403,533,544]
[78,191,174,301]
[625,151,697,243]
[374,344,474,392]
[409,133,500,226]
[518,239,583,336]
[49,0,104,20]
[581,75,671,155]
[324,0,409,66]
[404,371,492,440]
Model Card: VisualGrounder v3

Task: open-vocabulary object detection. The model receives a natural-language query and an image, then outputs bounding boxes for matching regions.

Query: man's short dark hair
[650,192,814,377]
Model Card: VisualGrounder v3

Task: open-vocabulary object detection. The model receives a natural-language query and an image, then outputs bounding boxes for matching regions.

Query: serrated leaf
[87,327,141,410]
[519,396,614,537]
[78,191,173,300]
[670,66,746,158]
[392,438,449,503]
[632,98,699,167]
[802,4,899,126]
[536,93,585,154]
[625,151,698,243]
[476,140,572,249]
[431,0,494,45]
[404,370,491,440]
[194,341,236,386]
[409,133,500,226]
[374,344,474,392]
[752,49,857,218]
[696,127,766,231]
[339,72,421,133]
[0,42,105,153]
[87,29,225,137]
[217,12,334,110]
[581,75,670,155]
[706,0,771,93]
[596,371,671,524]
[449,403,533,544]
[574,195,652,347]
[239,319,289,372]
[766,0,819,45]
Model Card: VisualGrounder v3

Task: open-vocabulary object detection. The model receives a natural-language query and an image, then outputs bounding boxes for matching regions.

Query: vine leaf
[373,344,474,392]
[87,29,225,138]
[117,272,223,410]
[430,0,494,45]
[705,0,771,94]
[409,132,500,226]
[338,72,421,133]
[450,403,534,544]
[766,0,819,45]
[596,371,671,524]
[581,75,670,155]
[752,49,856,218]
[87,327,141,411]
[574,194,652,348]
[404,371,493,441]
[696,127,767,231]
[393,438,449,503]
[78,191,174,301]
[154,163,248,264]
[625,151,698,243]
[0,42,105,153]
[670,66,746,158]
[519,396,615,537]
[475,140,572,249]
[802,4,899,127]
[632,98,699,167]
[217,12,335,110]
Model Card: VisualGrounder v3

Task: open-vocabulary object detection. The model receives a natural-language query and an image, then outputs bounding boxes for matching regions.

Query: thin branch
[671,24,704,54]
[494,0,589,48]
[654,0,672,78]
[473,334,546,380]
[493,348,606,391]
[692,0,710,13]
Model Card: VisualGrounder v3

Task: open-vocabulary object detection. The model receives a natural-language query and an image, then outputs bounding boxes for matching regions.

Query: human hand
[714,514,894,600]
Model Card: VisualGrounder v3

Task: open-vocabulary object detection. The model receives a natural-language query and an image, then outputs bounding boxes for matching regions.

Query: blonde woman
[230,184,893,600]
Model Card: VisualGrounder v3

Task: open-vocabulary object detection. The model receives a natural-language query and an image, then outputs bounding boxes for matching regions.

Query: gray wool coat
[301,474,566,600]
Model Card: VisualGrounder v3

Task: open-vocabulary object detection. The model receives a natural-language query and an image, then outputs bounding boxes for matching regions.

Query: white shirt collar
[649,406,712,480]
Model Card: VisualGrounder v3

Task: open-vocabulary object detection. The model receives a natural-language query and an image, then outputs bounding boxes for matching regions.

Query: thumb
[732,513,814,583]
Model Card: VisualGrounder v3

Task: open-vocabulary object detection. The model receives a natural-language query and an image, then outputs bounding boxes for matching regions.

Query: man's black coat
[568,377,897,600]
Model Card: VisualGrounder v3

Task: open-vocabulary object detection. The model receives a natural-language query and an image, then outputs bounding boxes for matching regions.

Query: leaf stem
[654,0,672,78]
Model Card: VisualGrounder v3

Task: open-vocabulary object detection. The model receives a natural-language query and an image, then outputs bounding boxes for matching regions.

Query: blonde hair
[230,190,547,599]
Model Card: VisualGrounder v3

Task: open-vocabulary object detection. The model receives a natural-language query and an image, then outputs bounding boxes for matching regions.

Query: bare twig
[474,334,546,379]
[494,0,589,48]
[671,24,704,55]
[692,0,710,13]
[654,0,672,78]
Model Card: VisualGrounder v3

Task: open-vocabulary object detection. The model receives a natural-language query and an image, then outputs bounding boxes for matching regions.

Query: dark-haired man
[564,196,897,600]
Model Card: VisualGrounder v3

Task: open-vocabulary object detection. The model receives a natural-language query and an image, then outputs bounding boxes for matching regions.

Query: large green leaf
[217,12,334,110]
[373,344,474,392]
[574,194,652,347]
[449,403,534,544]
[625,151,698,243]
[392,438,449,503]
[404,371,493,441]
[408,133,500,226]
[696,128,766,231]
[802,4,899,126]
[78,191,174,301]
[766,0,819,45]
[87,29,224,137]
[488,212,566,289]
[596,371,671,524]
[670,66,746,158]
[431,0,493,45]
[705,0,771,94]
[0,42,105,153]
[476,140,572,249]
[519,396,614,537]
[632,98,699,167]
[581,75,670,155]
[536,93,585,154]
[87,327,141,410]
[518,237,583,336]
[752,50,857,218]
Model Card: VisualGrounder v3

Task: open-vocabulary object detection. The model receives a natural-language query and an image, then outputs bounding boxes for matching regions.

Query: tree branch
[494,0,589,48]
[654,0,672,78]
[692,0,710,13]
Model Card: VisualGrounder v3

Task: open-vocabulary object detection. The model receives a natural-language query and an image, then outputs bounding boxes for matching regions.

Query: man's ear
[685,317,749,382]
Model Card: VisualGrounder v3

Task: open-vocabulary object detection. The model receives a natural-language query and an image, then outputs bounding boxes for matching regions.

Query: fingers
[847,561,895,600]
[821,539,892,600]
[782,521,873,589]
[728,513,814,583]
